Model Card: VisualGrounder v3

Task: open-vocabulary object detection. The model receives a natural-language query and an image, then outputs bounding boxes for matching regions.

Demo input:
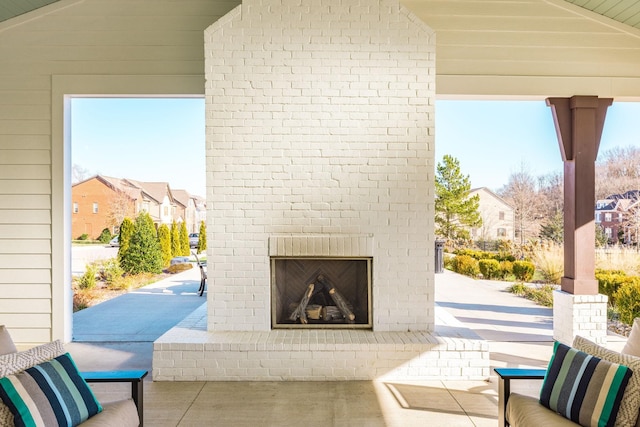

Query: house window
[73,203,79,214]
[92,203,98,214]
[499,211,505,221]
[164,206,169,216]
[497,228,506,237]
[605,213,612,222]
[142,202,149,212]
[605,228,612,238]
[595,212,600,222]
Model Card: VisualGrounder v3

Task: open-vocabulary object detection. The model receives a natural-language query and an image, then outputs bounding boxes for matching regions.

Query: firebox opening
[271,257,372,329]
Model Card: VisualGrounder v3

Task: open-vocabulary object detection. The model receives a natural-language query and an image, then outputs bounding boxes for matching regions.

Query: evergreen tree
[435,154,482,241]
[197,221,207,253]
[179,221,190,256]
[158,224,172,267]
[117,217,134,266]
[539,211,563,244]
[170,220,180,258]
[121,212,163,274]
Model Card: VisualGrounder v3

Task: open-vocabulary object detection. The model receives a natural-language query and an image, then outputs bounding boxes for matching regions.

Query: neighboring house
[193,196,207,231]
[595,190,640,244]
[73,176,206,238]
[71,175,138,239]
[171,189,193,231]
[469,187,515,243]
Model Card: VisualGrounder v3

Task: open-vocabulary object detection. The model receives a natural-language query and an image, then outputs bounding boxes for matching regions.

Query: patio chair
[495,332,640,427]
[0,325,147,426]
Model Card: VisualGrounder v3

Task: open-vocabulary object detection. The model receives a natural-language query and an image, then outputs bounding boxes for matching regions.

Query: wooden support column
[546,96,612,295]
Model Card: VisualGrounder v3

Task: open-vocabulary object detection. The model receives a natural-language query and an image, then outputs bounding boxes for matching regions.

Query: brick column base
[553,290,608,346]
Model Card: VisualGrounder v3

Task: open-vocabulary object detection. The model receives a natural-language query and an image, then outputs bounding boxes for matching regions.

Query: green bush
[97,228,112,243]
[479,259,500,280]
[117,217,134,266]
[97,258,123,287]
[596,269,630,305]
[614,278,640,325]
[78,233,89,241]
[120,212,163,274]
[179,221,190,256]
[452,255,479,278]
[78,263,98,290]
[158,224,172,267]
[455,249,515,262]
[499,260,513,279]
[508,283,554,307]
[170,221,180,258]
[197,221,207,253]
[512,260,535,282]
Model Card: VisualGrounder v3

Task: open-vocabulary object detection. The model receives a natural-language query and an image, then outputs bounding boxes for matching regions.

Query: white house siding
[0,0,239,344]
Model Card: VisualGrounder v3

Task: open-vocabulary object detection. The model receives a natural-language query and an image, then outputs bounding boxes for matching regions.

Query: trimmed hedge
[615,279,640,325]
[479,259,501,280]
[452,255,479,278]
[512,261,535,282]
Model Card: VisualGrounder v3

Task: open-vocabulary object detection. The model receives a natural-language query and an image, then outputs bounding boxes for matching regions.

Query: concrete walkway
[67,265,205,373]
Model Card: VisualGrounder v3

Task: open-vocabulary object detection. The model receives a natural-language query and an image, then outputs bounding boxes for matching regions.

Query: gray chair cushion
[80,399,139,427]
[0,325,17,356]
[506,393,578,427]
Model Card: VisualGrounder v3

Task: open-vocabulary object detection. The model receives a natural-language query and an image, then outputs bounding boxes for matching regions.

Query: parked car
[109,236,119,247]
[189,233,199,248]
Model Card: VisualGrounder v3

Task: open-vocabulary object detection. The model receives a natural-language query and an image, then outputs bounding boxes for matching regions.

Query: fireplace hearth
[271,258,372,329]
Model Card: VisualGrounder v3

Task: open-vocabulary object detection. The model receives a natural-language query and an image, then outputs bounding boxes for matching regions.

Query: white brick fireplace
[153,0,490,381]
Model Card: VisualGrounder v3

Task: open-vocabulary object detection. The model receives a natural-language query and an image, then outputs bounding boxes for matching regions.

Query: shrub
[97,228,112,243]
[98,258,124,287]
[597,269,630,306]
[479,259,500,280]
[120,212,163,274]
[158,224,172,267]
[179,221,190,256]
[170,221,180,258]
[508,283,554,307]
[452,255,479,278]
[166,263,193,274]
[532,244,563,285]
[499,260,513,279]
[197,221,207,253]
[614,278,640,325]
[77,233,89,241]
[512,261,535,282]
[117,217,134,266]
[78,263,98,290]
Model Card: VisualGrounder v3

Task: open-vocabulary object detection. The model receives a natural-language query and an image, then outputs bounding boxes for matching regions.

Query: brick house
[71,175,138,239]
[595,190,640,244]
[72,176,204,239]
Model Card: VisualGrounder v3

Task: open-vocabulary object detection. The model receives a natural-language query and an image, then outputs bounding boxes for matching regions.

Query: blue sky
[71,98,640,196]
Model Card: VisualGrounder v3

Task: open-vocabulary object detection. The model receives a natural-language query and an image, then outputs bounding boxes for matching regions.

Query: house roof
[470,187,514,210]
[171,189,191,208]
[124,179,171,204]
[3,0,639,30]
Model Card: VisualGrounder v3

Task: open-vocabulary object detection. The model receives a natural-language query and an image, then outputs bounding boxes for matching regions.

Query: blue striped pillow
[0,352,102,427]
[540,341,632,427]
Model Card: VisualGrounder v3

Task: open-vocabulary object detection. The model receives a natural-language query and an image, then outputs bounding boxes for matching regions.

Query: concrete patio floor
[67,268,628,426]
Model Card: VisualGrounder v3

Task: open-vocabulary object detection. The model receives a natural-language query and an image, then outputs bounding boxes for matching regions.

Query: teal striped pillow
[540,342,632,427]
[0,353,102,427]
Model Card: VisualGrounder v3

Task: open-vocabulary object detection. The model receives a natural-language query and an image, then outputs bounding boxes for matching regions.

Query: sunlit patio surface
[70,270,632,426]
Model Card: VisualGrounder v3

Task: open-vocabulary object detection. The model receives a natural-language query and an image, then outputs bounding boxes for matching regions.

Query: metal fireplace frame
[270,257,373,329]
